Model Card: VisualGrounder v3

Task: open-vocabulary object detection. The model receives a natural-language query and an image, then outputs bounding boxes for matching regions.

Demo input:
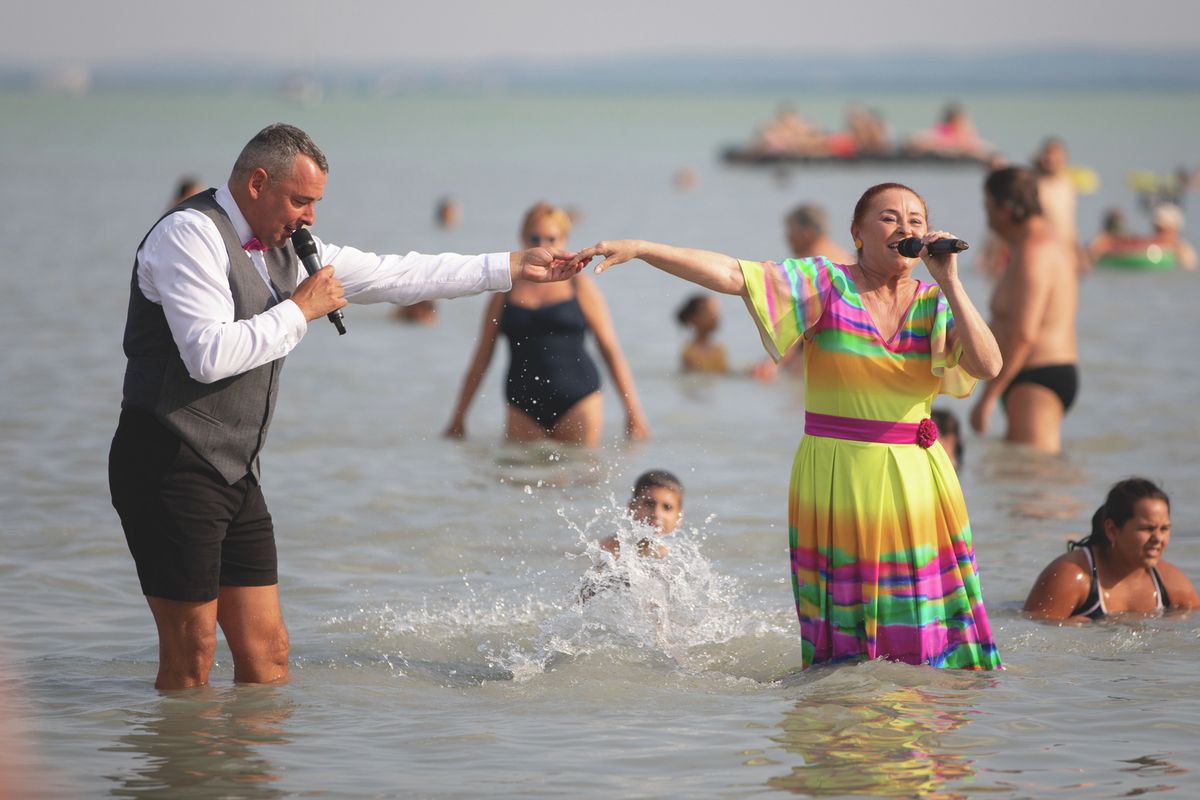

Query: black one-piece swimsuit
[499,295,601,430]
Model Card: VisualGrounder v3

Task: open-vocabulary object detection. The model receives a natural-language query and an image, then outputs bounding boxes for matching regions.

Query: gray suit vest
[121,189,300,484]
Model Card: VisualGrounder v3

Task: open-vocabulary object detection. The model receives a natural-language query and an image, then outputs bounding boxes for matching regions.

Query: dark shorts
[109,409,277,602]
[1002,363,1079,412]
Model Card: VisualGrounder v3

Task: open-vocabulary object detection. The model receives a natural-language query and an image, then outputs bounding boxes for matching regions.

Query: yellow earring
[854,239,863,249]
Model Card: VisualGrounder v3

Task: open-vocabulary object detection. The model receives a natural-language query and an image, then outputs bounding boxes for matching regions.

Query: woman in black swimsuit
[444,203,650,446]
[1023,477,1198,620]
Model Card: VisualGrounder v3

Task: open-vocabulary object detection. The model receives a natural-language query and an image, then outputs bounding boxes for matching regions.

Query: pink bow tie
[243,236,268,251]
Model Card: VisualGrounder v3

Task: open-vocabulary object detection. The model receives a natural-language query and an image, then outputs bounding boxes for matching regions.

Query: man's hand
[291,265,347,322]
[510,248,583,284]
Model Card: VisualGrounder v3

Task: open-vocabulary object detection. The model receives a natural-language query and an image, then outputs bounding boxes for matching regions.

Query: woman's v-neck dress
[741,256,1001,669]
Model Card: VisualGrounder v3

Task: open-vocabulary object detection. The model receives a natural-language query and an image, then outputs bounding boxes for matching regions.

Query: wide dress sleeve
[739,256,834,361]
[930,290,977,398]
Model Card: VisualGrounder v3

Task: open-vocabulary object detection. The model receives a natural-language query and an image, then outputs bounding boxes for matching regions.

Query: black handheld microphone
[290,228,347,335]
[897,237,970,258]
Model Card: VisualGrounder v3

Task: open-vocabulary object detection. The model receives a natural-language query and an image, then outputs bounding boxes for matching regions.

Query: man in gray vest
[110,123,580,690]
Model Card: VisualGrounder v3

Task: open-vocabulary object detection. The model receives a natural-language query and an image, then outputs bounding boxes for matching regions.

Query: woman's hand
[917,231,962,286]
[443,415,466,439]
[570,240,644,275]
[625,411,651,442]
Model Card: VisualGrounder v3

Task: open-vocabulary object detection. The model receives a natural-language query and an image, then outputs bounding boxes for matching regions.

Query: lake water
[2,87,1199,799]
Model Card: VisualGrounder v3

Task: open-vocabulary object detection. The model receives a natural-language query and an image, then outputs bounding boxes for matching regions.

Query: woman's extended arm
[572,240,747,296]
[443,292,506,438]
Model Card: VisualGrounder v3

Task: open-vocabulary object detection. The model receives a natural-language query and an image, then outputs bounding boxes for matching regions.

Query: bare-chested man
[1034,137,1087,273]
[971,166,1079,453]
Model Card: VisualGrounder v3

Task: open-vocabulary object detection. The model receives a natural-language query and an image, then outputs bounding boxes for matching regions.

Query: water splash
[492,500,774,682]
[327,497,792,685]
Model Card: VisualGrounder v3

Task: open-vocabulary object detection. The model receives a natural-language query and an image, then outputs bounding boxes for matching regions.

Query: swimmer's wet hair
[1069,477,1169,553]
[985,166,1042,223]
[676,294,709,326]
[632,470,684,502]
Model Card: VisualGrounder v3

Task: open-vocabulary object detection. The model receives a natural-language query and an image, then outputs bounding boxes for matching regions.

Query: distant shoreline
[4,47,1200,94]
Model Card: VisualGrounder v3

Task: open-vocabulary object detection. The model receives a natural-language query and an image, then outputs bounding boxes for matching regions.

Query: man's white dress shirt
[136,186,511,383]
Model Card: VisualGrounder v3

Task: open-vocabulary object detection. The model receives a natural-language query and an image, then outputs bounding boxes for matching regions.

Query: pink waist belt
[805,411,939,448]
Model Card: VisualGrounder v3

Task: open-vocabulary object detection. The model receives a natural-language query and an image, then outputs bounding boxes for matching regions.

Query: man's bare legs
[146,585,288,690]
[1003,383,1064,454]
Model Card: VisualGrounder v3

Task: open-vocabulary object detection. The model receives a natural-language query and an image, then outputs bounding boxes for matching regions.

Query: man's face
[245,154,326,248]
[1038,143,1066,173]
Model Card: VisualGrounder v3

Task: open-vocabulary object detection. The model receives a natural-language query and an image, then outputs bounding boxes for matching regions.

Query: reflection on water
[104,686,293,800]
[768,668,991,798]
[974,442,1089,520]
[489,438,614,492]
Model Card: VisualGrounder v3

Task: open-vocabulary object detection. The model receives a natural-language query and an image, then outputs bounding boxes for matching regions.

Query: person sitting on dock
[905,103,991,161]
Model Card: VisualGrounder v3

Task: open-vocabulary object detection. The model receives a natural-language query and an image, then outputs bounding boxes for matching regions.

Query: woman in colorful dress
[570,183,1004,669]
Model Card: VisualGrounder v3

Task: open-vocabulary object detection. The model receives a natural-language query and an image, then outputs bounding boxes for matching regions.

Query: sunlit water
[1,88,1199,798]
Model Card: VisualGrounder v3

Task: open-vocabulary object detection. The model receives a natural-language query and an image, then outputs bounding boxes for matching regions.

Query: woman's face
[852,188,927,271]
[1105,498,1171,569]
[523,219,567,249]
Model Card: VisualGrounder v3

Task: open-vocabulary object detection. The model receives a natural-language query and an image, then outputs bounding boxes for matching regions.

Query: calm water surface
[1,88,1199,798]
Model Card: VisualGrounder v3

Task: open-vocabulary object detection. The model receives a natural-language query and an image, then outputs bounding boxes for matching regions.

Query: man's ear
[246,167,269,200]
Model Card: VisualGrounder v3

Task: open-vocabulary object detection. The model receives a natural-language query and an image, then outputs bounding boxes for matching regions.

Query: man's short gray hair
[231,123,329,183]
[786,203,828,235]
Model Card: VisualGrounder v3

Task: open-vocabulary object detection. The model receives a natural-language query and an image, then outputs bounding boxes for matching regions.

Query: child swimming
[599,469,683,559]
[676,295,728,373]
[581,470,684,602]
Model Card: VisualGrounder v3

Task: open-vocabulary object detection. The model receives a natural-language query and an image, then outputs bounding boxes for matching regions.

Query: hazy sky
[6,0,1200,65]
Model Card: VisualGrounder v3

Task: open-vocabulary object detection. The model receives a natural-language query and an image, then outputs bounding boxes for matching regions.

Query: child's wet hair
[632,469,684,503]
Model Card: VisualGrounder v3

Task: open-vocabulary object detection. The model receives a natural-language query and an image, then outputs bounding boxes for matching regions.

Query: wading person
[570,182,1004,669]
[110,123,579,689]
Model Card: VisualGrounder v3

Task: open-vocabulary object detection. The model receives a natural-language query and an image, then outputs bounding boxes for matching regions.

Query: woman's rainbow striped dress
[741,256,1001,669]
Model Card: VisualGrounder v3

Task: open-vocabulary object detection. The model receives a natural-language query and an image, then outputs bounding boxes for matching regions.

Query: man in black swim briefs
[971,166,1080,454]
[1001,363,1078,414]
